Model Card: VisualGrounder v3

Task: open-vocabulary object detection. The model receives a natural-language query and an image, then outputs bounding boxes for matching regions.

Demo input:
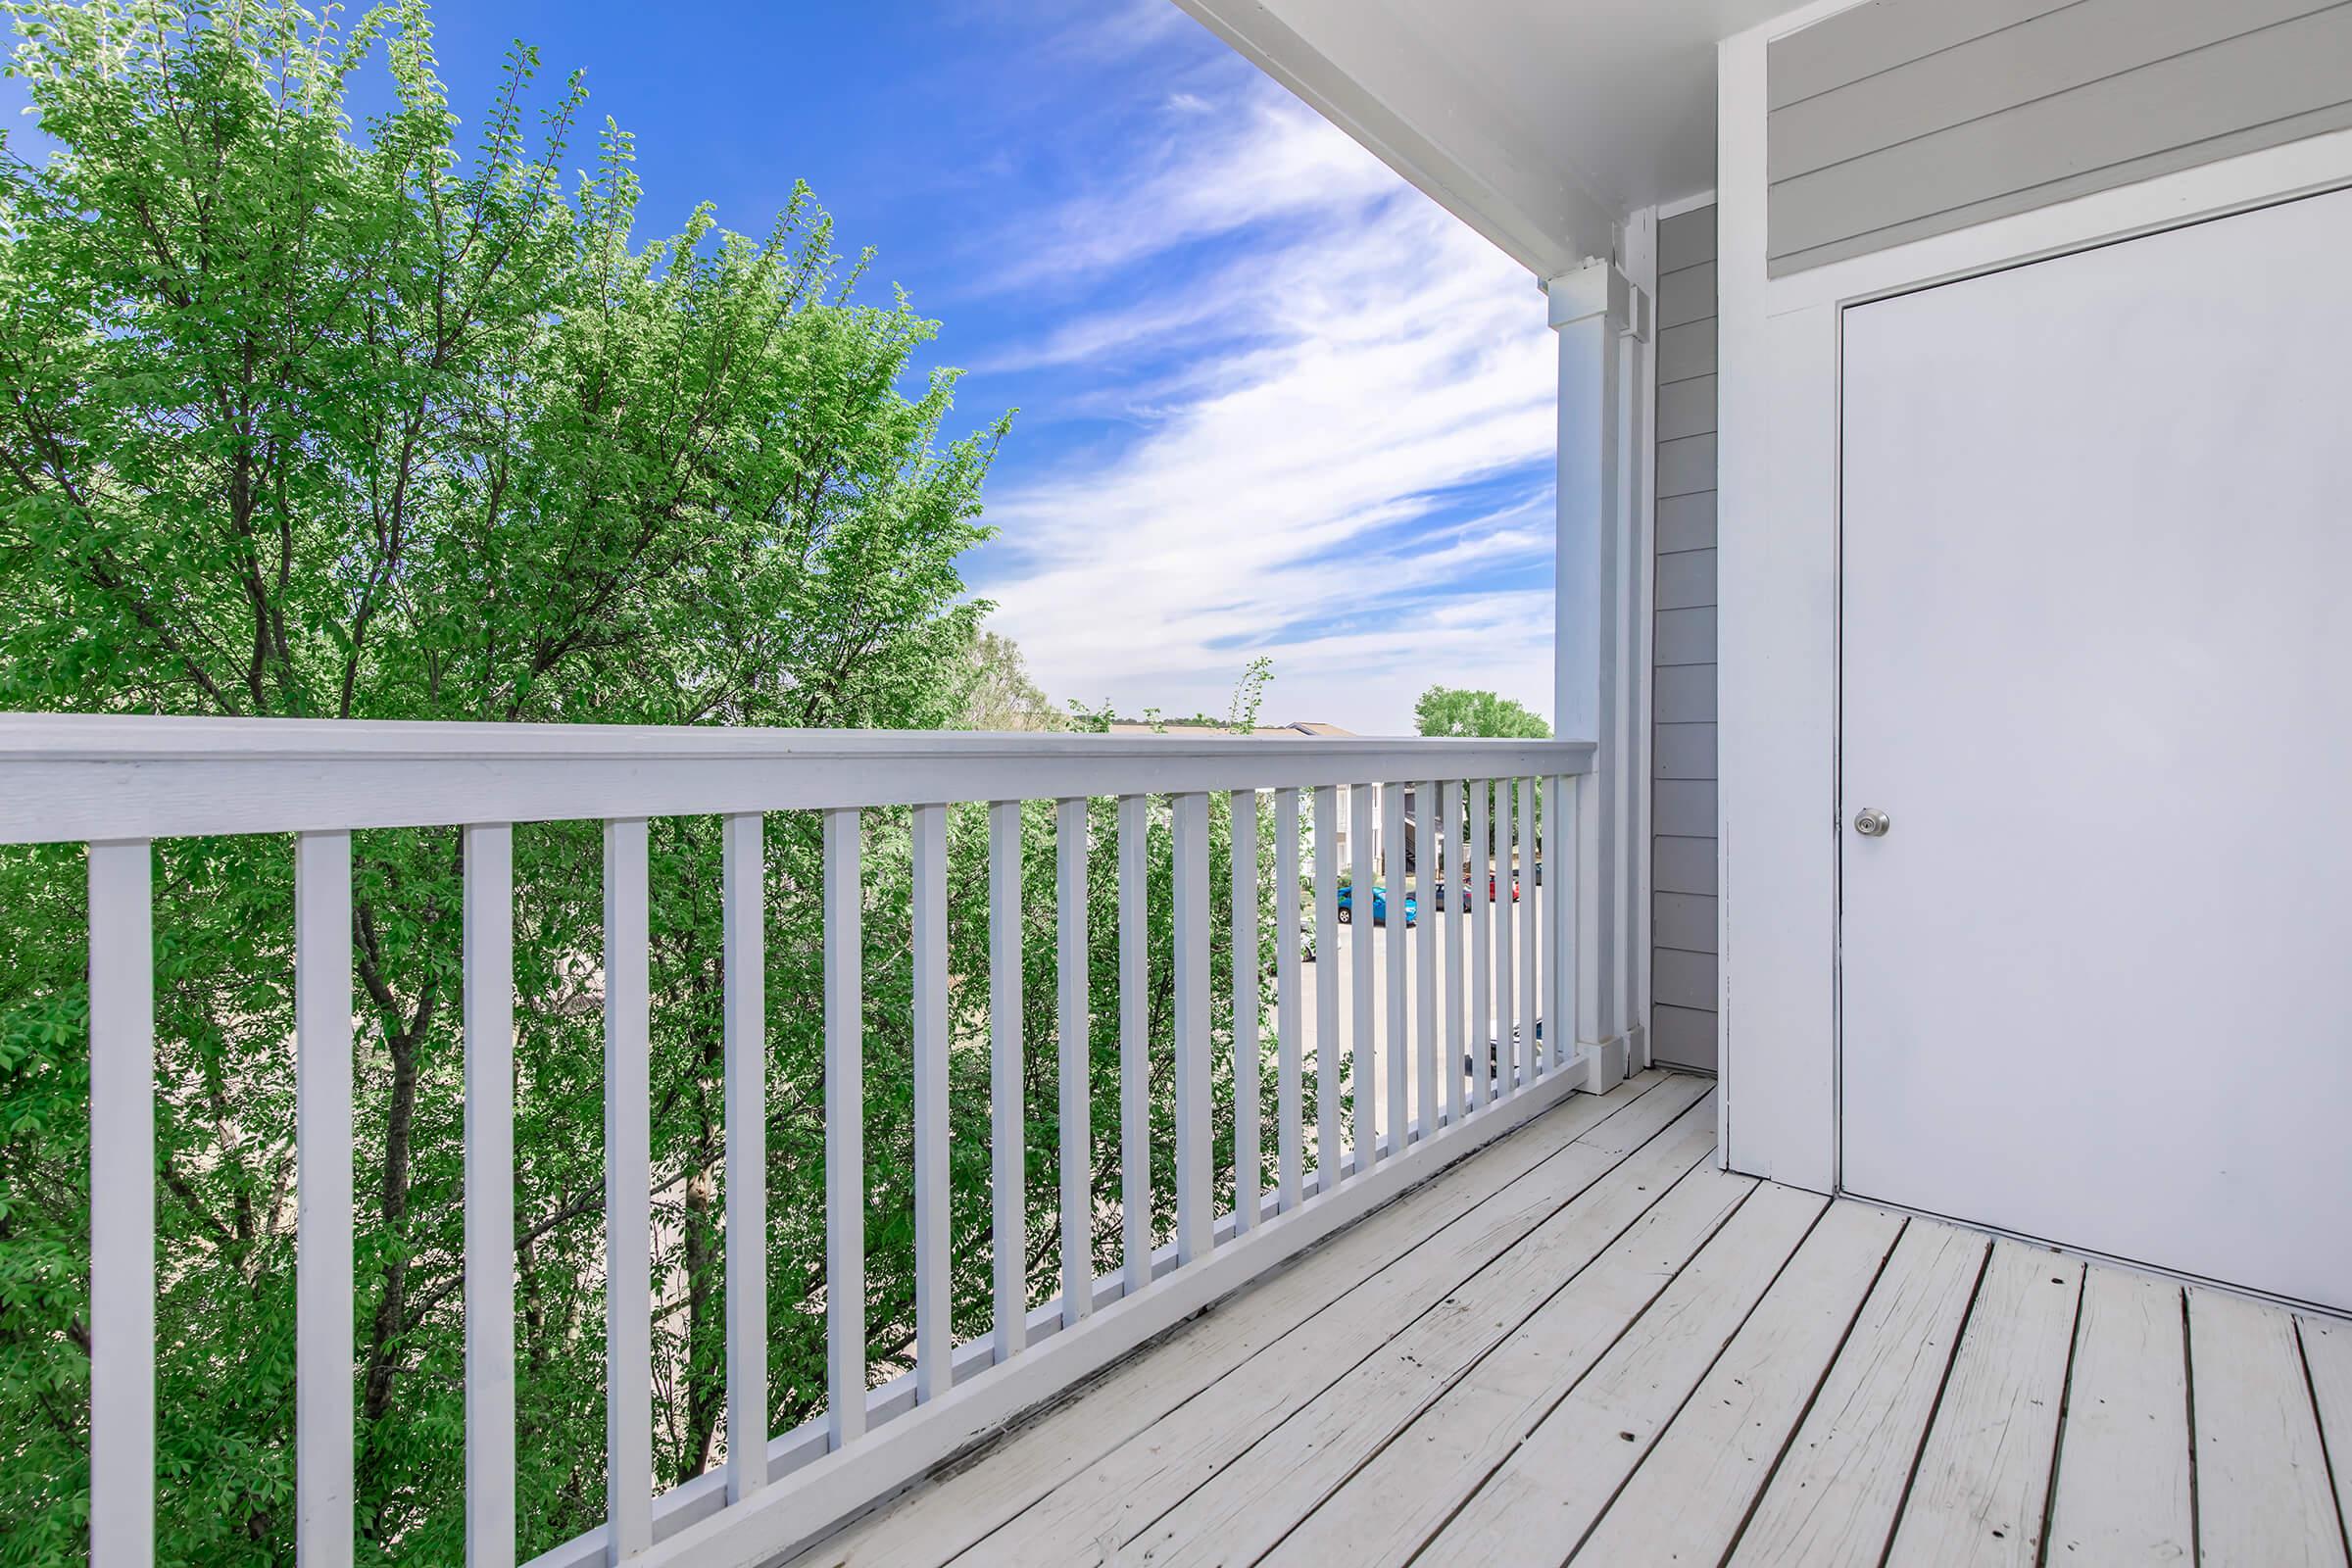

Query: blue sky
[8,0,1559,733]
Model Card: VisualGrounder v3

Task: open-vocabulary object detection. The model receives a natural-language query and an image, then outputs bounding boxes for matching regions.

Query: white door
[1839,186,2352,1312]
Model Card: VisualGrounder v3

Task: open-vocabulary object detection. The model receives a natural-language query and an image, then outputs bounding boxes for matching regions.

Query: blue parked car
[1336,884,1416,926]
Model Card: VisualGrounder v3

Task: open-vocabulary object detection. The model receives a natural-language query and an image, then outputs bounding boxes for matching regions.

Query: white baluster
[1229,789,1260,1232]
[1055,798,1092,1326]
[1443,782,1466,1127]
[1547,775,1573,1074]
[822,808,861,1451]
[1312,786,1341,1192]
[602,820,653,1561]
[1118,794,1150,1294]
[1468,783,1492,1108]
[912,804,950,1403]
[296,830,354,1568]
[725,813,770,1487]
[89,840,153,1568]
[1416,781,1440,1143]
[1494,781,1516,1101]
[464,823,515,1568]
[1519,776,1539,1088]
[1348,783,1374,1172]
[1381,781,1405,1160]
[987,802,1025,1363]
[1274,789,1303,1212]
[1173,791,1210,1263]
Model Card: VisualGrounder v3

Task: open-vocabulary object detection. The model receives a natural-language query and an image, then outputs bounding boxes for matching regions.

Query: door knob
[1853,808,1890,838]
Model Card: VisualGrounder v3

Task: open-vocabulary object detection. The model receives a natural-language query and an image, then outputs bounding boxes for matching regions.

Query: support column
[1549,257,1649,1093]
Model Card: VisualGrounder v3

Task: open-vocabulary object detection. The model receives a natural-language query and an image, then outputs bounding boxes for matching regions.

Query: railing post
[463,823,515,1568]
[1552,259,1636,1094]
[88,839,154,1568]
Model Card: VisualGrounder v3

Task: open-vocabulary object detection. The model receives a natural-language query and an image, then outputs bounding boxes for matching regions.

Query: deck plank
[1403,1181,1830,1568]
[965,1098,1724,1565]
[1885,1241,2082,1567]
[2188,1287,2348,1567]
[2042,1267,2192,1563]
[785,1074,2352,1568]
[1726,1217,1989,1568]
[1138,1159,1765,1568]
[781,1071,1683,1568]
[1571,1200,1906,1565]
[2304,1314,2352,1553]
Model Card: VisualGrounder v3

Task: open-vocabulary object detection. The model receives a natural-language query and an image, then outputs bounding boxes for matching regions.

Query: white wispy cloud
[973,78,1558,734]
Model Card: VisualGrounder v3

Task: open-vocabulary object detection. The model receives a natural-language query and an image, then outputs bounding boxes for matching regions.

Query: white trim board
[1712,1,2352,1191]
[1656,188,1720,220]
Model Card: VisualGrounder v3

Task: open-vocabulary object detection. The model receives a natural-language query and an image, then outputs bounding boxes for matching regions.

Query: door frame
[1713,2,2352,1193]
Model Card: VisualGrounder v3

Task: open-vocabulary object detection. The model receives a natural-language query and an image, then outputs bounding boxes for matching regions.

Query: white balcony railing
[0,715,1595,1568]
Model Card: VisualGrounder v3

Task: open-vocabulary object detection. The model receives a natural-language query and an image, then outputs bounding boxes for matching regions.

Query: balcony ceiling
[1171,0,1798,276]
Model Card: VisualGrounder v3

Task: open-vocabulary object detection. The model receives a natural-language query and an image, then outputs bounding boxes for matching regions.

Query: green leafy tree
[957,624,1064,732]
[1412,685,1551,740]
[0,4,1286,1562]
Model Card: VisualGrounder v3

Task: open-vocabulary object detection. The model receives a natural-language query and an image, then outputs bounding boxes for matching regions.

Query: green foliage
[1412,685,1551,740]
[1225,657,1275,732]
[0,4,1294,1562]
[956,625,1064,732]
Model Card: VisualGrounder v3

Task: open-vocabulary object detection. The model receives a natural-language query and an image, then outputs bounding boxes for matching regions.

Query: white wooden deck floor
[784,1071,2352,1568]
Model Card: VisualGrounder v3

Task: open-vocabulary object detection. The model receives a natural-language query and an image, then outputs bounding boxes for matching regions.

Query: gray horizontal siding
[1654,837,1719,898]
[1654,724,1717,781]
[1651,1004,1719,1067]
[1657,493,1716,554]
[1768,0,2077,110]
[1656,664,1716,724]
[1651,203,1718,1072]
[1654,891,1717,954]
[1653,780,1716,838]
[1767,0,2352,273]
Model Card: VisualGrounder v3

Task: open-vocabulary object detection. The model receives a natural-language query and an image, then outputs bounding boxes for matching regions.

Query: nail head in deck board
[972,1094,1722,1564]
[2186,1286,2348,1567]
[1884,1242,2083,1566]
[1387,1182,1826,1568]
[2043,1268,2192,1563]
[1726,1219,1989,1567]
[1575,1201,1908,1564]
[784,1076,1680,1567]
[1135,1122,1739,1568]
